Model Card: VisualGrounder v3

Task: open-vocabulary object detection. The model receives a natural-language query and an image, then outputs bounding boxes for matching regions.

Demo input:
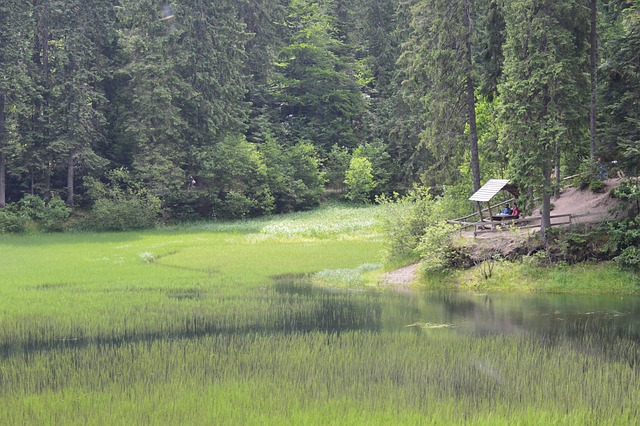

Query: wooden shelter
[469,179,512,227]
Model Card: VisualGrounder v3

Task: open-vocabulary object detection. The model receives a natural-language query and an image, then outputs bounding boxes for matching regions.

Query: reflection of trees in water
[405,291,640,367]
[273,277,383,334]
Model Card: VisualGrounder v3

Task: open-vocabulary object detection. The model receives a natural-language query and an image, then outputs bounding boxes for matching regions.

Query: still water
[275,280,640,347]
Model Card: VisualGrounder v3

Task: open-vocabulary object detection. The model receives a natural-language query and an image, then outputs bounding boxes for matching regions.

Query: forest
[0,0,638,227]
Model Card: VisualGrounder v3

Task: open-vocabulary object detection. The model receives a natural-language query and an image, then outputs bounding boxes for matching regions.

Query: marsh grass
[1,204,639,424]
[0,331,638,424]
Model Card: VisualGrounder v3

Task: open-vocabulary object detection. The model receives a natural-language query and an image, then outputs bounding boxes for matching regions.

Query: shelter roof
[468,179,510,202]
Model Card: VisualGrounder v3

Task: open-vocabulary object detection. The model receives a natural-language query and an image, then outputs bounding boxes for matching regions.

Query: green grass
[1,203,639,424]
[423,260,640,295]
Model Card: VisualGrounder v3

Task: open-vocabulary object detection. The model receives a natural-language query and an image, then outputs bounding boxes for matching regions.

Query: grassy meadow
[1,203,639,424]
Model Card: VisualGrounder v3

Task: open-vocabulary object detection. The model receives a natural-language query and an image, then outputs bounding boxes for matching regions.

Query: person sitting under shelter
[501,204,512,215]
[511,204,520,218]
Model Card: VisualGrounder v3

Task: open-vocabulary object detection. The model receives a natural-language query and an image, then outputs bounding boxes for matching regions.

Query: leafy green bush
[200,134,274,219]
[18,195,71,232]
[344,156,376,203]
[576,159,601,190]
[0,195,71,233]
[614,247,640,271]
[0,208,28,234]
[81,168,162,231]
[260,137,325,213]
[604,214,640,255]
[379,186,455,269]
[588,179,606,193]
[613,178,640,217]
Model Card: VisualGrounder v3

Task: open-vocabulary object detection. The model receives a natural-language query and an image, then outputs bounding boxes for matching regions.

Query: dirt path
[381,263,419,287]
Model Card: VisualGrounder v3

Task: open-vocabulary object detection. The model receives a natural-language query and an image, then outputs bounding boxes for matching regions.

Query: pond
[275,280,640,364]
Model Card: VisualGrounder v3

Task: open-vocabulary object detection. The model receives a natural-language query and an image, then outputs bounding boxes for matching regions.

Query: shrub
[614,246,640,271]
[613,178,640,217]
[576,159,601,190]
[344,156,376,203]
[379,186,455,269]
[0,208,28,234]
[81,169,162,231]
[22,195,71,232]
[260,137,325,213]
[200,135,274,219]
[0,195,71,233]
[589,179,606,193]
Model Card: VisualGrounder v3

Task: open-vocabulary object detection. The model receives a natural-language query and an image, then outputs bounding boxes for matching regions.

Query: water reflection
[379,289,639,341]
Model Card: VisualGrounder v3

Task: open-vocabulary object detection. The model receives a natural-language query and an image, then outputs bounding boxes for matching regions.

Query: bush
[577,159,604,190]
[615,246,640,271]
[344,156,376,203]
[588,179,606,193]
[0,209,28,234]
[0,195,71,233]
[81,169,162,231]
[21,195,71,232]
[260,137,325,213]
[613,178,640,217]
[200,135,274,219]
[379,186,455,269]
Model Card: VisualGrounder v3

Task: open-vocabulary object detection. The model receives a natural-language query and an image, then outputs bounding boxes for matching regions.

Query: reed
[0,204,638,424]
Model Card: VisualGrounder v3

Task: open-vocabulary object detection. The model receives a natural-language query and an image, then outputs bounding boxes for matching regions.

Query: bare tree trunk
[0,152,6,208]
[464,0,481,192]
[589,0,597,160]
[541,156,552,241]
[66,154,74,208]
[554,140,561,200]
[0,93,5,208]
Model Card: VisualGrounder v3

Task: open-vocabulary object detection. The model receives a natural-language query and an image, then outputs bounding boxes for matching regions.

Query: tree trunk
[554,139,560,200]
[589,0,597,160]
[66,154,74,208]
[541,155,552,241]
[464,0,481,192]
[0,93,5,208]
[0,152,5,208]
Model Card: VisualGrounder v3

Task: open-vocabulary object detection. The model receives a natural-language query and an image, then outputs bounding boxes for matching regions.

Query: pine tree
[400,0,482,191]
[0,0,32,207]
[499,0,588,239]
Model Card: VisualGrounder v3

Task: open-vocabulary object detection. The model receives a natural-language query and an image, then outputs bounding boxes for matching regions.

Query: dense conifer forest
[0,0,638,223]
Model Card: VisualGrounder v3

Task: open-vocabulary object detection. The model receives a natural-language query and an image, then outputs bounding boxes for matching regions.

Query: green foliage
[260,137,325,213]
[614,246,640,271]
[0,208,28,234]
[200,135,274,219]
[18,195,72,232]
[0,195,71,233]
[379,186,454,268]
[604,214,640,255]
[324,144,351,191]
[576,159,602,189]
[344,156,376,203]
[613,178,640,216]
[354,140,393,195]
[268,0,365,151]
[589,179,606,193]
[599,3,640,175]
[81,168,162,231]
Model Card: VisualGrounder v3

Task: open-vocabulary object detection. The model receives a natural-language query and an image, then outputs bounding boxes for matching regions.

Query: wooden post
[487,202,495,230]
[476,201,484,223]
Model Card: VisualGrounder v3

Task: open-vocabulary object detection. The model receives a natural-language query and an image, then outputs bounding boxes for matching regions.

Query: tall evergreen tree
[499,0,588,239]
[0,1,32,207]
[269,0,365,152]
[599,0,640,174]
[50,0,114,207]
[401,0,482,191]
